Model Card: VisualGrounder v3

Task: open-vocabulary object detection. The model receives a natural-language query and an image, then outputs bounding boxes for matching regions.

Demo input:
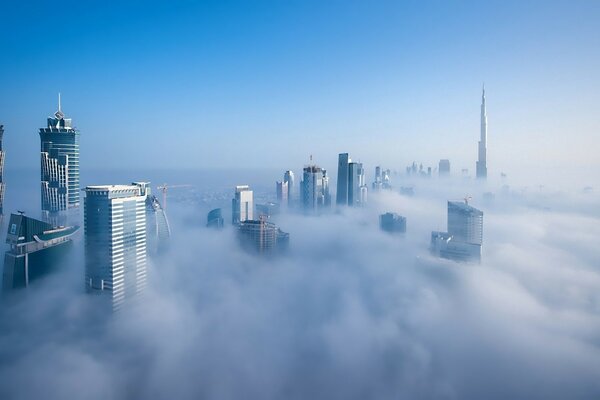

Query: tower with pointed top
[476,86,488,179]
[39,94,80,212]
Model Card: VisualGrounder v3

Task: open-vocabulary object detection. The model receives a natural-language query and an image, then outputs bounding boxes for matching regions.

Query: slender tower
[40,94,80,213]
[476,86,488,179]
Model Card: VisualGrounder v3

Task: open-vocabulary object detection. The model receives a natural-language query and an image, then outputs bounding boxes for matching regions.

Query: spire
[54,93,65,120]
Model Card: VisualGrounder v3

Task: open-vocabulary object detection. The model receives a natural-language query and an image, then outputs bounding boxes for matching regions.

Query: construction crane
[156,184,192,211]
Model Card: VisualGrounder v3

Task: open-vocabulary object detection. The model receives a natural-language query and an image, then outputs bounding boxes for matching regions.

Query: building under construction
[237,217,289,255]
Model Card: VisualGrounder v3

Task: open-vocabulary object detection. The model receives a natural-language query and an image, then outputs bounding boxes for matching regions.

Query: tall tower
[232,185,254,225]
[476,86,488,179]
[84,183,148,311]
[40,94,80,212]
[336,153,350,205]
[0,124,5,215]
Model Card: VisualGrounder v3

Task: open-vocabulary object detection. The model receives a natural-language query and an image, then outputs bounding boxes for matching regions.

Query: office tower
[301,165,330,212]
[372,166,383,191]
[430,200,484,263]
[238,217,289,254]
[232,185,253,225]
[284,170,295,203]
[439,159,450,176]
[40,94,80,213]
[84,183,148,311]
[3,213,79,291]
[0,124,4,215]
[348,162,367,206]
[379,212,407,234]
[336,153,350,205]
[256,202,280,219]
[382,169,391,189]
[145,188,171,255]
[476,86,488,179]
[276,180,288,207]
[207,208,224,228]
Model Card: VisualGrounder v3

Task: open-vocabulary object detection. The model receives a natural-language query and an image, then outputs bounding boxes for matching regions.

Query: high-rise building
[3,213,79,291]
[348,162,367,206]
[379,212,407,234]
[439,159,450,177]
[40,94,80,213]
[372,166,383,191]
[430,200,483,263]
[336,153,350,205]
[144,188,171,255]
[276,180,288,207]
[284,170,295,203]
[84,183,148,311]
[301,165,330,212]
[0,124,5,215]
[232,185,253,224]
[207,208,224,228]
[476,86,488,179]
[238,217,289,254]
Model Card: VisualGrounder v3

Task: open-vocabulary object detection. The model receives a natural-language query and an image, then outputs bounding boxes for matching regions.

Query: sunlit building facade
[232,185,253,224]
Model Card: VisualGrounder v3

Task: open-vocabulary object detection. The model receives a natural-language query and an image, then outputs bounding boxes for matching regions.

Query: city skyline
[0,1,598,184]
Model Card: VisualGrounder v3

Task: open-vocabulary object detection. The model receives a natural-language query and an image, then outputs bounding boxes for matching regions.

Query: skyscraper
[0,124,4,215]
[336,153,350,205]
[379,212,407,234]
[348,162,367,206]
[84,183,148,311]
[3,213,79,291]
[430,200,484,263]
[276,180,288,207]
[237,217,289,254]
[439,159,450,177]
[476,86,488,179]
[372,166,383,191]
[284,170,295,203]
[207,208,224,228]
[301,165,330,212]
[232,185,253,224]
[40,94,80,213]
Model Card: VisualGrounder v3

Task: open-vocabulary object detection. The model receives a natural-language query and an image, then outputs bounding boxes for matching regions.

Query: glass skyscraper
[39,96,80,213]
[336,153,349,205]
[301,165,330,212]
[0,124,4,215]
[84,183,148,311]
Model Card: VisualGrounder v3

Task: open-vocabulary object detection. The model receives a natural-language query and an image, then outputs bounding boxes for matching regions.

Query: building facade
[301,165,331,212]
[276,180,288,207]
[40,95,80,213]
[284,170,295,203]
[3,213,79,291]
[348,162,367,206]
[232,185,254,224]
[238,218,289,254]
[0,124,4,215]
[84,183,148,311]
[207,208,224,228]
[379,212,406,234]
[336,153,350,205]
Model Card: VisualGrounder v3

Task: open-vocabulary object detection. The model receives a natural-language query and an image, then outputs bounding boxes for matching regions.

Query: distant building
[0,124,4,215]
[400,186,414,197]
[256,202,280,219]
[439,159,450,177]
[144,187,171,254]
[372,166,383,191]
[430,200,483,263]
[232,185,253,225]
[379,212,406,234]
[301,165,331,212]
[348,162,367,206]
[284,170,295,203]
[336,153,350,205]
[476,86,488,179]
[84,183,148,311]
[276,180,288,207]
[3,213,79,291]
[238,217,289,254]
[207,208,224,228]
[40,95,80,213]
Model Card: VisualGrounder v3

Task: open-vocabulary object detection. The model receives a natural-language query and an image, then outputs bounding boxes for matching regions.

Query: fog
[0,169,599,399]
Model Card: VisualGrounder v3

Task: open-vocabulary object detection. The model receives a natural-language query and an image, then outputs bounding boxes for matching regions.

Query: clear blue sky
[1,0,599,180]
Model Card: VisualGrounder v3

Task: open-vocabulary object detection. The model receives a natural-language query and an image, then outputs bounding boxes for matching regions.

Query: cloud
[0,176,599,399]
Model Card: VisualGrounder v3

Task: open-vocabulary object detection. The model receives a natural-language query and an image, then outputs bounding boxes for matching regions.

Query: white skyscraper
[284,170,295,202]
[84,182,148,311]
[476,86,488,179]
[232,185,254,224]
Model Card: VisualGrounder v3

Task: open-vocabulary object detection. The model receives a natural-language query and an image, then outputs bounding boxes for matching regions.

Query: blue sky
[0,0,598,181]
